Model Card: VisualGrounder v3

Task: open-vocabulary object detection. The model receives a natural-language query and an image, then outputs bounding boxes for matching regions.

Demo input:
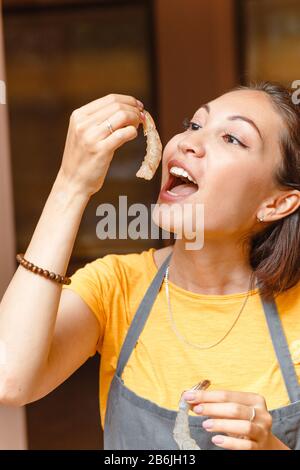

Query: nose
[177,134,205,158]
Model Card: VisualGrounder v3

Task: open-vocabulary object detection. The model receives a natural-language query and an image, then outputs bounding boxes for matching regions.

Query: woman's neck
[167,238,254,295]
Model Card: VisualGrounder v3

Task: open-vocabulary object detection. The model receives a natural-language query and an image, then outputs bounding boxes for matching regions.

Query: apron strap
[116,253,172,378]
[259,288,300,403]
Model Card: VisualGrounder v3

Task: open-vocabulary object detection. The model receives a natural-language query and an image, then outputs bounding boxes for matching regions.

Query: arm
[0,173,90,405]
[0,94,143,405]
[25,288,100,403]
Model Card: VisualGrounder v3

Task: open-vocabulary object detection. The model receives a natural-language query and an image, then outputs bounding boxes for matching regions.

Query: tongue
[169,183,198,196]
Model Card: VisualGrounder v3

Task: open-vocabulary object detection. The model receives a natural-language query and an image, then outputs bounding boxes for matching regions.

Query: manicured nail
[202,419,213,430]
[194,405,203,414]
[183,391,196,401]
[137,100,144,109]
[212,435,224,445]
[140,111,146,121]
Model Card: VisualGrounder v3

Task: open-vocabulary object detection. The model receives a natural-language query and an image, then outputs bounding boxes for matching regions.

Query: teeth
[169,166,197,185]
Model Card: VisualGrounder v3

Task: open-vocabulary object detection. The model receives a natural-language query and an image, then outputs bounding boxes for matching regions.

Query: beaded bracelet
[16,253,71,285]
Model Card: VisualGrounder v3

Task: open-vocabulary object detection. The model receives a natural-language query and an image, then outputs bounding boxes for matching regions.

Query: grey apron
[104,254,300,450]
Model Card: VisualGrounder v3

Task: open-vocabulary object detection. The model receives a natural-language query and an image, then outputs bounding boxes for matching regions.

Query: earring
[257,215,264,223]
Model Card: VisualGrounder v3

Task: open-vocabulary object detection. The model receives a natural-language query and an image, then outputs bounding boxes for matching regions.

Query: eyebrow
[199,103,263,141]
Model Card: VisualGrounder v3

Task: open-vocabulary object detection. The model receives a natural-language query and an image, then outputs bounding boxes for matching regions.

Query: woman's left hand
[182,389,290,450]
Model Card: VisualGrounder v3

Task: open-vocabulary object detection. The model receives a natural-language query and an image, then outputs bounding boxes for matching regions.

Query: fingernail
[140,111,145,121]
[202,419,213,429]
[194,405,203,414]
[137,100,144,109]
[183,391,196,401]
[212,436,224,445]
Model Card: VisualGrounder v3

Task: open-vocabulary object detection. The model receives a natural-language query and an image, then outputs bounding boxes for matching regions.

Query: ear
[257,189,300,222]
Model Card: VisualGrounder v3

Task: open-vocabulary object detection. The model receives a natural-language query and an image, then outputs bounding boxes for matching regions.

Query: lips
[159,161,199,202]
[167,158,197,183]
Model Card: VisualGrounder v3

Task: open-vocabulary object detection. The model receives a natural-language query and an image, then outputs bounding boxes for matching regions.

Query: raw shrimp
[136,110,162,180]
[173,379,211,450]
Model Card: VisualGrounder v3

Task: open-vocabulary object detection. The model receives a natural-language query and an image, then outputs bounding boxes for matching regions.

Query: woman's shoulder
[87,246,169,280]
[91,245,173,274]
[65,246,173,292]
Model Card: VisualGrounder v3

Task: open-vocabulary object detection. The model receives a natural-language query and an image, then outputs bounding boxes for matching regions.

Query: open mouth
[164,166,199,197]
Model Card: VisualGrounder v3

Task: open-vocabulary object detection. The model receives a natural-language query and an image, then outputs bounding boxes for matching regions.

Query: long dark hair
[236,81,300,300]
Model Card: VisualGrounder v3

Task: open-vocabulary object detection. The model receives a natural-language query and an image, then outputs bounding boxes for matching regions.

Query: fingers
[211,434,258,450]
[98,108,142,138]
[79,93,144,116]
[80,102,143,130]
[83,108,142,144]
[95,125,138,154]
[191,401,260,421]
[183,389,267,409]
[181,389,273,450]
[61,94,144,197]
[202,418,264,442]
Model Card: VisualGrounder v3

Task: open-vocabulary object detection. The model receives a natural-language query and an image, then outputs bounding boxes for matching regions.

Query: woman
[0,82,299,450]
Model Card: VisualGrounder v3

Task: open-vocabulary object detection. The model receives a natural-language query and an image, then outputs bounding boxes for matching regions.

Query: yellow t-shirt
[62,248,300,429]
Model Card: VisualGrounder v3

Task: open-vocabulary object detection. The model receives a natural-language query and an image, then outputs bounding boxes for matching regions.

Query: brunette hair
[236,81,300,300]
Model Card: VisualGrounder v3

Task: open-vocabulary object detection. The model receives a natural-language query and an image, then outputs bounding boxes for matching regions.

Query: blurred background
[0,0,299,450]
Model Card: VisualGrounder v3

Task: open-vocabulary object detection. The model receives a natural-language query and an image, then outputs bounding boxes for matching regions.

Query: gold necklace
[164,266,254,350]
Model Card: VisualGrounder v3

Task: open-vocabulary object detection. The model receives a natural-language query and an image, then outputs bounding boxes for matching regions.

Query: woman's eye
[182,118,202,131]
[181,121,248,148]
[223,133,247,148]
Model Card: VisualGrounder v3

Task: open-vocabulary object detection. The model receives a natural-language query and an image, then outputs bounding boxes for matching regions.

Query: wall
[154,0,238,142]
[0,0,27,450]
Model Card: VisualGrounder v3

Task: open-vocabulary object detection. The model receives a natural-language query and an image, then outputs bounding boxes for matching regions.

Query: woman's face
[153,89,284,240]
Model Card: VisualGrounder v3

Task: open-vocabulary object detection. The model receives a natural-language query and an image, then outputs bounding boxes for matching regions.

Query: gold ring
[249,407,256,422]
[106,119,114,134]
